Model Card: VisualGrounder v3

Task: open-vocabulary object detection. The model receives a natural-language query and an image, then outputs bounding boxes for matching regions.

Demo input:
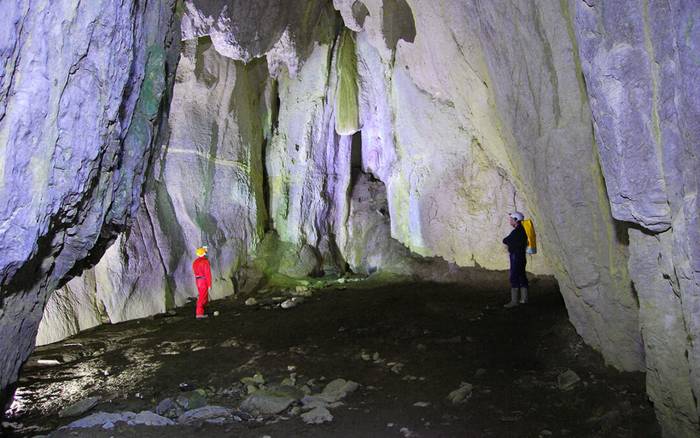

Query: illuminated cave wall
[2,1,698,436]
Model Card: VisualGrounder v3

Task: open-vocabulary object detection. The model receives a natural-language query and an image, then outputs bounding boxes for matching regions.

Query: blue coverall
[503,223,529,288]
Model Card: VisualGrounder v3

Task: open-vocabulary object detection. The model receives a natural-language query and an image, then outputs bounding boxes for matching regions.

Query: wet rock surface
[5,277,658,437]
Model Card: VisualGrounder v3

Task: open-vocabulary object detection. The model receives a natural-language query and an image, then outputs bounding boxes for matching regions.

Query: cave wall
[574,1,700,435]
[41,0,641,372]
[4,1,698,436]
[37,35,274,344]
[37,1,342,343]
[336,0,641,371]
[0,0,180,409]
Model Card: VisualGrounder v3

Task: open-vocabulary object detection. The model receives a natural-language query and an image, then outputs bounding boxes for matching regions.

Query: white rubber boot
[504,288,519,308]
[519,287,528,304]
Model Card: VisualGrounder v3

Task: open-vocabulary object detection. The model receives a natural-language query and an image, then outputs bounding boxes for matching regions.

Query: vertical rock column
[575,1,700,436]
[0,0,179,409]
[266,37,353,269]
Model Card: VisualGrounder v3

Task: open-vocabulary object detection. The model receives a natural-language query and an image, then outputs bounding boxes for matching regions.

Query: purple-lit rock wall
[0,0,179,409]
[38,36,273,344]
[38,3,342,343]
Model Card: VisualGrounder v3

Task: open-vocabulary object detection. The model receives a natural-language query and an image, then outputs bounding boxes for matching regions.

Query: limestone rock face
[181,0,336,76]
[343,173,413,276]
[461,0,641,370]
[0,0,179,410]
[628,230,698,437]
[141,37,270,307]
[38,36,272,340]
[23,2,700,436]
[574,1,673,232]
[37,270,105,346]
[574,2,700,436]
[38,8,343,341]
[337,0,641,372]
[265,38,352,266]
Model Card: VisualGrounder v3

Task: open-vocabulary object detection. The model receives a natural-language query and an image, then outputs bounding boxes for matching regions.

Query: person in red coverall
[192,246,212,319]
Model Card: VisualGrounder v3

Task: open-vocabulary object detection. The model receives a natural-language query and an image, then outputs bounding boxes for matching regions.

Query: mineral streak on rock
[335,29,361,136]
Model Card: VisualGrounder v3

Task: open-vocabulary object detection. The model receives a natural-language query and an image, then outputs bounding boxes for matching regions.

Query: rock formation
[0,0,180,411]
[2,1,699,436]
[574,2,700,435]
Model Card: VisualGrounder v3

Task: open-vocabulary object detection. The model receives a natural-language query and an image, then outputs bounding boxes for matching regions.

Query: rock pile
[62,374,360,431]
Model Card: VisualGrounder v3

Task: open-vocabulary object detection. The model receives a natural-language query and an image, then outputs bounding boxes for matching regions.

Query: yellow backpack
[522,219,537,254]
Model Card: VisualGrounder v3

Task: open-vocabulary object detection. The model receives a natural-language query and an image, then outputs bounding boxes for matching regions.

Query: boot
[503,288,519,308]
[519,287,528,304]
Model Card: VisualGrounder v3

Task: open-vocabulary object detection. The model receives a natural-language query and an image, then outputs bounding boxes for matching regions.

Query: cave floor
[6,275,660,437]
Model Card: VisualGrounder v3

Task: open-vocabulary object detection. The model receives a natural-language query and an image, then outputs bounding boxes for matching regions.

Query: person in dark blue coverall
[503,211,529,308]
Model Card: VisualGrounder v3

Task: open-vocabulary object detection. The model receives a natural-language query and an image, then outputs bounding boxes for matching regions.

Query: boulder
[176,389,208,411]
[240,389,298,415]
[132,411,176,427]
[557,370,581,391]
[320,379,359,403]
[59,396,101,418]
[177,406,233,425]
[447,382,473,405]
[279,244,322,278]
[301,406,334,424]
[155,398,184,419]
[65,411,174,429]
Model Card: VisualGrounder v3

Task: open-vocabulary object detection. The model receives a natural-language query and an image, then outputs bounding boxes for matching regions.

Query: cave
[1,1,699,437]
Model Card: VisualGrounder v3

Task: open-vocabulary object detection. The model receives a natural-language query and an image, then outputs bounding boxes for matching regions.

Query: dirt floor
[3,274,660,437]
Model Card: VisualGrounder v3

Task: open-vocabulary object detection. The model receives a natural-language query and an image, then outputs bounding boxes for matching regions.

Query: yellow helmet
[196,247,207,257]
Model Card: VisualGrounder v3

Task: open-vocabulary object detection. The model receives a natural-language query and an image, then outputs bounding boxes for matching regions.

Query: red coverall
[192,256,212,316]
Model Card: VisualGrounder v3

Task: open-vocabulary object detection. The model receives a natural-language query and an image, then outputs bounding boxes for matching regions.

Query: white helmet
[509,211,524,221]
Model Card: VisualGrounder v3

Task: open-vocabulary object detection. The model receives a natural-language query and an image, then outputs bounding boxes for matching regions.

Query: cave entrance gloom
[5,275,658,437]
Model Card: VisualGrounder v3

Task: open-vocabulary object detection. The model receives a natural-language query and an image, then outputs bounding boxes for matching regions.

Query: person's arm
[205,259,213,289]
[517,226,528,248]
[503,228,515,246]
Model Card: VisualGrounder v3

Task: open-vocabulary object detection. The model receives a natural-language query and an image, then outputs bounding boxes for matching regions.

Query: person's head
[509,211,524,227]
[196,246,208,257]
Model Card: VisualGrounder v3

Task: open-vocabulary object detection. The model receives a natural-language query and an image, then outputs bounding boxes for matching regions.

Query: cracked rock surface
[0,0,180,412]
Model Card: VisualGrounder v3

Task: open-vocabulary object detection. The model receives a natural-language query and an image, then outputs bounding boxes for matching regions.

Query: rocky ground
[3,273,660,437]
